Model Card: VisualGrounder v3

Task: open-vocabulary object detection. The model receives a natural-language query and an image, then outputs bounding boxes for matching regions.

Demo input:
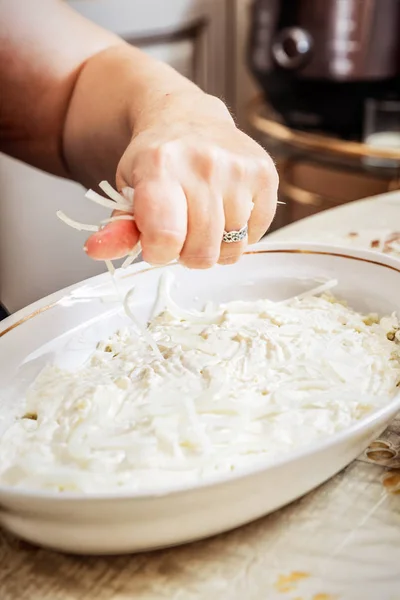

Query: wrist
[129,89,235,138]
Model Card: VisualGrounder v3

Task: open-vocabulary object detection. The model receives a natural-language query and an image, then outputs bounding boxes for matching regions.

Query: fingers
[132,178,187,265]
[248,188,277,245]
[248,161,279,244]
[98,131,279,268]
[179,185,225,269]
[85,156,278,265]
[217,156,277,265]
[85,210,139,260]
[218,189,253,265]
[85,177,188,266]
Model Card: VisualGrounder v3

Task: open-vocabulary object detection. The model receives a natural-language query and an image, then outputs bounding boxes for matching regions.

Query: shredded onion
[280,279,338,305]
[85,189,130,212]
[104,260,116,276]
[123,286,163,359]
[100,215,135,225]
[121,187,134,203]
[56,211,99,232]
[56,181,161,358]
[99,181,132,207]
[121,243,142,269]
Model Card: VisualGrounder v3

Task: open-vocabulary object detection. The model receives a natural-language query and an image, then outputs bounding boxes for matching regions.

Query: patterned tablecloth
[1,192,399,600]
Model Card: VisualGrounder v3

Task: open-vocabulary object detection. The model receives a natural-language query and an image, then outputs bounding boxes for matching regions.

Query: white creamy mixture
[1,282,399,493]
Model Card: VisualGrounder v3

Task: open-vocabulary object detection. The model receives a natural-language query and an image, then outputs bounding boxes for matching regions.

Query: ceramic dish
[0,241,399,555]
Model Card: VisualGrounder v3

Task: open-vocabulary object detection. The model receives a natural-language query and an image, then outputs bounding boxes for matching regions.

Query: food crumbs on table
[274,571,310,593]
[382,471,400,493]
[22,413,37,420]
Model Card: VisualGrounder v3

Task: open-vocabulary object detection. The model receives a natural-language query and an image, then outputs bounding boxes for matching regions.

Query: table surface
[1,192,400,600]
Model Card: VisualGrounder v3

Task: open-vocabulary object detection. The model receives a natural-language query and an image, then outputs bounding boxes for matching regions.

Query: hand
[84,92,278,268]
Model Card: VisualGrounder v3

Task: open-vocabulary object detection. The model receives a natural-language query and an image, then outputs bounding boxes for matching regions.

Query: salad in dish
[0,270,399,494]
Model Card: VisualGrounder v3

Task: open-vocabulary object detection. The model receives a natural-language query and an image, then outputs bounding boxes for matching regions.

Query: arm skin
[0,0,199,180]
[0,0,278,268]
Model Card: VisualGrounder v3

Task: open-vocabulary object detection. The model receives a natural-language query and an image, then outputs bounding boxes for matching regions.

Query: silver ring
[222,224,248,243]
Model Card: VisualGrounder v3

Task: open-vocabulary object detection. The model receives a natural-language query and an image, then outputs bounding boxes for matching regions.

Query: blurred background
[0,0,399,313]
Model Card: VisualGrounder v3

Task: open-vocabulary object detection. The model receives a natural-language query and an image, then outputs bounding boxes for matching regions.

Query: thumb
[84,209,140,260]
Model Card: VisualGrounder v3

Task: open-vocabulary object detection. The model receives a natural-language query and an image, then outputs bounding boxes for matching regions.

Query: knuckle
[151,145,167,169]
[161,139,180,158]
[196,149,218,182]
[229,159,247,182]
[257,157,279,189]
[142,143,173,171]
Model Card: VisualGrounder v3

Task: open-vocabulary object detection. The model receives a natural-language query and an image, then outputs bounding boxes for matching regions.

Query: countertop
[1,191,400,600]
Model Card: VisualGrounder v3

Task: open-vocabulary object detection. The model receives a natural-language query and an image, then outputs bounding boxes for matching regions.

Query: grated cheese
[0,277,399,494]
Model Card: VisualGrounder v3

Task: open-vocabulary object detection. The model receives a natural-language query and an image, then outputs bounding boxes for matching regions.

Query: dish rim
[1,241,399,502]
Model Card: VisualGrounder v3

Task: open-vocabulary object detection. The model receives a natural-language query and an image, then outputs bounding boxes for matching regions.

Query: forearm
[0,0,121,176]
[62,43,204,187]
[0,0,231,187]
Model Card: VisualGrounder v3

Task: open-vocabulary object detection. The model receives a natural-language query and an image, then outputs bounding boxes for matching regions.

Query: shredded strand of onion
[85,189,130,212]
[56,181,162,359]
[105,260,116,276]
[100,215,135,225]
[121,187,134,203]
[123,287,163,359]
[121,243,142,268]
[99,181,131,205]
[280,279,338,305]
[56,211,99,232]
[155,271,223,323]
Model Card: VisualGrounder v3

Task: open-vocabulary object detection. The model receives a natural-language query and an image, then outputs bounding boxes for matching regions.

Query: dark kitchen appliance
[248,0,400,140]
